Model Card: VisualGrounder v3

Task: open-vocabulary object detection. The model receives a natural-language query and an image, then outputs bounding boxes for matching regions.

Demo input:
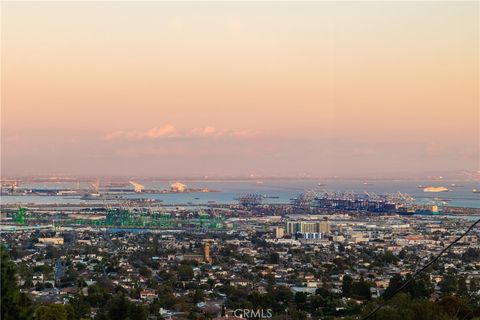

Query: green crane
[14,207,27,225]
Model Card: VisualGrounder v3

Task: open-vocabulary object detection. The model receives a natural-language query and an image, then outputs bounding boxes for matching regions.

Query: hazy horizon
[1,169,480,181]
[2,1,479,177]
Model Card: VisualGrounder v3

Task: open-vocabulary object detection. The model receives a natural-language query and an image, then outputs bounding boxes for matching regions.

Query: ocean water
[1,179,479,208]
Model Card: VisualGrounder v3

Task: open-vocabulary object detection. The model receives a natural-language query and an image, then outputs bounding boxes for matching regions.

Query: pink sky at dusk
[1,1,478,177]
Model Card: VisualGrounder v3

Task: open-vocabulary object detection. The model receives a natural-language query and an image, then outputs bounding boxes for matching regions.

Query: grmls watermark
[233,309,273,319]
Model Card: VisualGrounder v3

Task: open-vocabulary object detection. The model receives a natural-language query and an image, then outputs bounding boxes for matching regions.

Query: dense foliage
[2,245,480,320]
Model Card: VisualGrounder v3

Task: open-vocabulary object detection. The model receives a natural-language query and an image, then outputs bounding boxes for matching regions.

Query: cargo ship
[398,205,441,216]
[423,186,449,193]
[263,195,280,199]
[81,193,102,200]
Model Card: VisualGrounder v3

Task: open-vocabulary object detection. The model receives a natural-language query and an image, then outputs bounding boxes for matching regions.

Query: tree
[361,293,447,320]
[139,266,151,278]
[266,273,276,285]
[351,278,371,301]
[192,289,204,304]
[438,295,471,319]
[411,274,433,298]
[77,277,87,288]
[384,273,433,300]
[95,293,148,320]
[439,274,458,293]
[45,245,59,260]
[23,277,34,289]
[376,251,399,265]
[342,275,353,297]
[294,292,307,308]
[35,304,68,320]
[269,252,280,264]
[462,247,480,262]
[458,277,469,296]
[178,264,194,281]
[1,246,33,320]
[470,278,478,293]
[87,284,110,307]
[274,285,293,303]
[68,294,91,320]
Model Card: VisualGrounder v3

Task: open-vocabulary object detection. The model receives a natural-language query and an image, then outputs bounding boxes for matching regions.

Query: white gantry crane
[129,181,145,193]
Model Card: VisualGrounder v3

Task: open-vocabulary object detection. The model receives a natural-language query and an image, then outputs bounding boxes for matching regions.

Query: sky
[1,1,479,178]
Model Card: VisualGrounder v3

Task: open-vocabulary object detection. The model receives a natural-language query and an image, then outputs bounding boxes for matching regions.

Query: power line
[362,218,480,320]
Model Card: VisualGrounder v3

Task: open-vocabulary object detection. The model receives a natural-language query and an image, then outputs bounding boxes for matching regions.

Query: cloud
[103,125,258,141]
[187,126,222,137]
[143,125,178,138]
[103,125,179,140]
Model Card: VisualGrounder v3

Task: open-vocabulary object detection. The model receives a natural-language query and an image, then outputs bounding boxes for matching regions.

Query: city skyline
[2,1,478,177]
